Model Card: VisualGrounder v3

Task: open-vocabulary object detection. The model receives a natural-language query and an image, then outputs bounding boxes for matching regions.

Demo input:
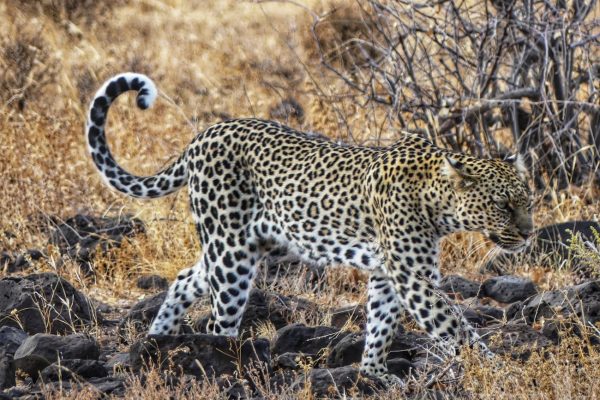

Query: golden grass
[1,0,600,398]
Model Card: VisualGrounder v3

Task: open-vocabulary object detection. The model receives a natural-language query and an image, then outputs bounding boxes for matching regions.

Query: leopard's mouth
[488,232,529,253]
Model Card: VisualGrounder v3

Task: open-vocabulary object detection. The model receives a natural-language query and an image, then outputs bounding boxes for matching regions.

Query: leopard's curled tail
[86,73,188,199]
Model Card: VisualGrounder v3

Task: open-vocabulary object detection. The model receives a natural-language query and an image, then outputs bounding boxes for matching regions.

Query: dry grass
[461,334,600,399]
[1,0,600,398]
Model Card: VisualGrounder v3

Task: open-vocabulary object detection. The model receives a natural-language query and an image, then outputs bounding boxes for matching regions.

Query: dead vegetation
[0,24,59,110]
[0,0,600,398]
[310,0,600,191]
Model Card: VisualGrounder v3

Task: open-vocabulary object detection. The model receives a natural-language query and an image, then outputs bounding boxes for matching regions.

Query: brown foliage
[0,26,59,110]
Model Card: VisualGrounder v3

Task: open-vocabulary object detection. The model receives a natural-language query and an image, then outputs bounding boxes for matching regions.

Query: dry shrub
[73,67,98,106]
[0,25,59,110]
[39,384,101,400]
[569,225,600,279]
[306,0,600,189]
[38,366,227,400]
[9,0,126,26]
[462,334,600,399]
[304,1,381,70]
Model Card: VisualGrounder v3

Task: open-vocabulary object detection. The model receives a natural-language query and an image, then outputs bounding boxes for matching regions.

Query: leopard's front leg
[385,247,491,358]
[360,270,405,385]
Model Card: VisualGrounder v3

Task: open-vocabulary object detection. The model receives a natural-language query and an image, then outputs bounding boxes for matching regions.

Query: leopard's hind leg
[150,128,262,337]
[149,257,209,334]
[148,237,259,337]
[203,239,260,336]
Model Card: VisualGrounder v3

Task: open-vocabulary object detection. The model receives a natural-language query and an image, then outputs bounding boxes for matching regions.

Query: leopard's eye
[494,199,510,211]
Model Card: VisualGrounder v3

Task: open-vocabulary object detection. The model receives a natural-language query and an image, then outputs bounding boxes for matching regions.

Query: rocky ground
[1,215,600,399]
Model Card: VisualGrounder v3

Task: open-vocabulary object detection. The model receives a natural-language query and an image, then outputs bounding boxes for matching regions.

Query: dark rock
[0,348,21,390]
[40,359,107,381]
[388,331,433,360]
[327,329,431,369]
[0,348,15,390]
[0,273,100,334]
[308,366,383,397]
[195,289,319,337]
[270,369,301,393]
[272,325,349,357]
[25,249,44,261]
[7,255,28,273]
[13,333,100,379]
[0,326,28,355]
[216,377,250,400]
[0,327,27,389]
[330,304,366,329]
[10,250,45,273]
[96,301,112,314]
[273,352,303,369]
[1,254,17,274]
[105,352,130,371]
[130,334,270,379]
[508,280,600,325]
[88,376,125,396]
[474,305,505,322]
[458,306,486,327]
[239,290,318,331]
[505,300,548,323]
[541,321,561,344]
[65,237,97,268]
[387,358,414,378]
[481,275,537,303]
[483,220,600,275]
[479,323,552,360]
[531,220,600,257]
[0,387,29,399]
[1,249,44,274]
[118,291,166,338]
[457,304,504,327]
[327,333,364,368]
[440,275,481,299]
[49,214,145,252]
[48,214,144,274]
[136,275,169,290]
[30,380,76,396]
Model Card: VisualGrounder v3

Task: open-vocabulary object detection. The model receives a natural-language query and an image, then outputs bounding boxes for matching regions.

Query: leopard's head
[445,154,533,252]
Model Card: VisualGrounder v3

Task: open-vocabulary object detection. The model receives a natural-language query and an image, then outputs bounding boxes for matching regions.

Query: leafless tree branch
[311,0,600,190]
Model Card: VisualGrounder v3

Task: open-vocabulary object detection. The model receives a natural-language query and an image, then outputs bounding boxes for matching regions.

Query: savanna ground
[1,0,600,398]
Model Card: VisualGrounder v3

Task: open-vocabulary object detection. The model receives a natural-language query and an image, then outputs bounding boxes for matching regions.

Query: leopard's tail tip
[91,72,158,113]
[124,72,157,110]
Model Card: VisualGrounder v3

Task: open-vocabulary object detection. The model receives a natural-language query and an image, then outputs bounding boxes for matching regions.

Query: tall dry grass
[1,0,599,398]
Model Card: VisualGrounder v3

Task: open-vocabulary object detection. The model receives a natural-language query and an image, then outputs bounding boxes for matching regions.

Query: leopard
[86,73,533,384]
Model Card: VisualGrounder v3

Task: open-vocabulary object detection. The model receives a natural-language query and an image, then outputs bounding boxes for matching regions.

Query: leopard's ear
[504,153,528,181]
[444,156,479,190]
